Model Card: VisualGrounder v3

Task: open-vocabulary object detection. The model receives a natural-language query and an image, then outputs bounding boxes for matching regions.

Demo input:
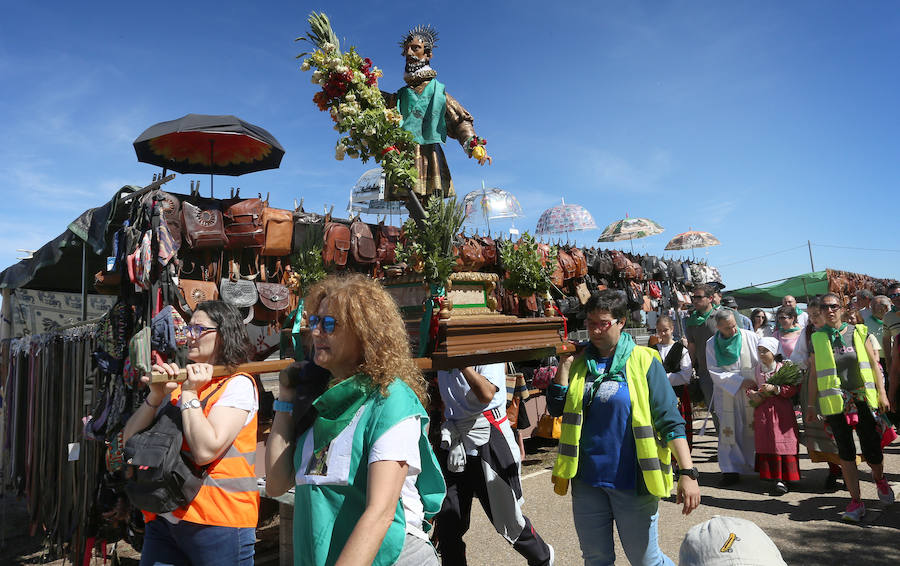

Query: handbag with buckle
[255,281,290,322]
[182,191,228,249]
[224,195,265,249]
[259,193,293,256]
[220,261,259,308]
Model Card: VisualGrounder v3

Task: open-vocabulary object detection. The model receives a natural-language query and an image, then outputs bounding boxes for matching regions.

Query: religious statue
[382,25,491,218]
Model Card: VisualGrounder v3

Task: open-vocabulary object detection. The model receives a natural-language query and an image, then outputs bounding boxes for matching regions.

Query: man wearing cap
[720,296,752,330]
[705,309,759,486]
[882,282,900,376]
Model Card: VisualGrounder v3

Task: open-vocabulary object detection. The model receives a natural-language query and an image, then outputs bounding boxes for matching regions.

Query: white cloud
[582,148,675,193]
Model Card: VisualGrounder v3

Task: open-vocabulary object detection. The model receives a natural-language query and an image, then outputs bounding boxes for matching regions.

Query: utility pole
[808,240,815,272]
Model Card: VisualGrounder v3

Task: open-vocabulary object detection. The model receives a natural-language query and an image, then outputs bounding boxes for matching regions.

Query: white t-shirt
[369,415,428,541]
[437,363,506,420]
[161,374,259,523]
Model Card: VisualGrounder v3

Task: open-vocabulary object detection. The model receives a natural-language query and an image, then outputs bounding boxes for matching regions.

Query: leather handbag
[376,222,401,265]
[220,272,258,308]
[454,236,485,271]
[570,247,588,278]
[323,221,351,267]
[260,205,294,256]
[478,235,498,266]
[557,250,576,280]
[182,200,228,249]
[350,218,377,265]
[179,279,219,311]
[535,411,562,440]
[255,282,291,322]
[610,250,628,272]
[224,197,265,249]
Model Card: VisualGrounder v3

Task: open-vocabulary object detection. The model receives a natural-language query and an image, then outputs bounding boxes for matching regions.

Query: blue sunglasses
[308,315,337,334]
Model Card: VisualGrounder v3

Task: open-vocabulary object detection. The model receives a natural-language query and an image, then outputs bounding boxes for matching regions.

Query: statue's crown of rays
[400,24,439,50]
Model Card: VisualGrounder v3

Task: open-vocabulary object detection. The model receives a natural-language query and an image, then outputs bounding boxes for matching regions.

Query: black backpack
[124,402,208,514]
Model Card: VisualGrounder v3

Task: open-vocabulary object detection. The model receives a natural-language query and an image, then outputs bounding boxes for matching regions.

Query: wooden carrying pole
[150,358,296,383]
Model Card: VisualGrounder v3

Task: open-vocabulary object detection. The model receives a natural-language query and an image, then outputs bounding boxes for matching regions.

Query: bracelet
[273,400,294,413]
[144,396,162,409]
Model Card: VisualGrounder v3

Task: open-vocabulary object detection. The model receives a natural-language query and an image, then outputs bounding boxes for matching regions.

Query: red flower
[469,139,476,148]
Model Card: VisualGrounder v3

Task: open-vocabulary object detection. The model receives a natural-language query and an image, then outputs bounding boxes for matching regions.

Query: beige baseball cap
[679,516,788,565]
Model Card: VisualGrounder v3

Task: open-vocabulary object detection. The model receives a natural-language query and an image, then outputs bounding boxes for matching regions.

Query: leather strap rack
[149,358,295,383]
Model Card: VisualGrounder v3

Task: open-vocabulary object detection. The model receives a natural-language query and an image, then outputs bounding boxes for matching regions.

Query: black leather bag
[124,403,207,514]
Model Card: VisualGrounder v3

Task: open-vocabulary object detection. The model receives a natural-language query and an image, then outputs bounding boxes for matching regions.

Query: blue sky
[1,1,899,291]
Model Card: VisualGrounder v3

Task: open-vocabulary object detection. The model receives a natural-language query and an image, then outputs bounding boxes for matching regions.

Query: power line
[812,243,900,254]
[719,244,807,267]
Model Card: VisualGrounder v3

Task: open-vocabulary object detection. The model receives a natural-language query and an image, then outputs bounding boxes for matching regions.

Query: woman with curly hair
[265,274,445,566]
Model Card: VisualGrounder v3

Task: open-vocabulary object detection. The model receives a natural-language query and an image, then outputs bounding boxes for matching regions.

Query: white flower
[300,60,310,72]
[335,143,346,161]
[319,79,327,86]
[335,65,348,74]
[322,42,336,53]
[345,93,356,102]
[363,127,375,136]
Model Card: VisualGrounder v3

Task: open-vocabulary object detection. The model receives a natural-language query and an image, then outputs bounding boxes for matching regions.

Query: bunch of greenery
[395,196,465,287]
[297,12,419,195]
[499,233,557,296]
[289,233,327,293]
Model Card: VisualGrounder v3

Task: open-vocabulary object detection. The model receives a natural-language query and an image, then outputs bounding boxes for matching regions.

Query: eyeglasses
[308,315,337,334]
[186,324,217,339]
[691,295,707,301]
[822,303,841,311]
[776,315,793,320]
[890,292,900,299]
[587,319,615,332]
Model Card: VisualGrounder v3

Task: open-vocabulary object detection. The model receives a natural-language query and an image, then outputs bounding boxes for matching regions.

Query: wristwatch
[181,398,202,411]
[677,467,700,481]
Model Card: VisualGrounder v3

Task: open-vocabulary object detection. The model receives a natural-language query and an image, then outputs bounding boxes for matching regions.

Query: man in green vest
[383,25,492,220]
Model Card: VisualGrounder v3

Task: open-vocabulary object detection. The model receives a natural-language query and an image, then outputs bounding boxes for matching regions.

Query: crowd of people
[121,274,900,565]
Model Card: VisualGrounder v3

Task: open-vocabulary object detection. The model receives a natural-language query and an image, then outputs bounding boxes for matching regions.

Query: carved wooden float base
[417,315,573,370]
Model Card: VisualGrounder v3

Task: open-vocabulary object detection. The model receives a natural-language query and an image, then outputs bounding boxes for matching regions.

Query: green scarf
[585,333,635,403]
[686,307,714,327]
[869,315,883,325]
[778,326,801,334]
[823,322,850,348]
[311,375,371,453]
[795,306,803,316]
[714,330,742,366]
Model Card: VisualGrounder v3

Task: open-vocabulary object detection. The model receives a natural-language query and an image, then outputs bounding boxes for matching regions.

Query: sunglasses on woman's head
[308,315,337,334]
[186,324,217,339]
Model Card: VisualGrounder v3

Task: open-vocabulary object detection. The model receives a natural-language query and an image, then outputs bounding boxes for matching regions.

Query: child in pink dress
[747,337,800,495]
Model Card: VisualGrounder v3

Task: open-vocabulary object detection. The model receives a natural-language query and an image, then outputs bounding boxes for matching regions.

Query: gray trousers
[394,533,439,566]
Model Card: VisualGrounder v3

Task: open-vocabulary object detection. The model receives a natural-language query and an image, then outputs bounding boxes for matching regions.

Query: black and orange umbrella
[133,114,285,192]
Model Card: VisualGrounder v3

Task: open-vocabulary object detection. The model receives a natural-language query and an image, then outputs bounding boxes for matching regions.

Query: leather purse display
[376,222,401,265]
[254,282,290,322]
[178,279,219,311]
[224,197,265,249]
[220,274,258,308]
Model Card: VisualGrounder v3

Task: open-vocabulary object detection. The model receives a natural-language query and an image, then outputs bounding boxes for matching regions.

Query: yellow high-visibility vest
[812,324,878,416]
[551,346,674,498]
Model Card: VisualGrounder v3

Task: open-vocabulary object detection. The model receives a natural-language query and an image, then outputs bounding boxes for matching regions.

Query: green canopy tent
[727,271,828,309]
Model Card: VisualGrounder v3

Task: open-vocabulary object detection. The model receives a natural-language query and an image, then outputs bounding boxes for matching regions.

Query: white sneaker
[877,478,895,505]
[547,544,555,566]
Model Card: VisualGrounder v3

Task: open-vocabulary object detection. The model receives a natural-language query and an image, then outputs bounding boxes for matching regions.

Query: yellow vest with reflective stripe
[812,324,878,416]
[551,346,674,498]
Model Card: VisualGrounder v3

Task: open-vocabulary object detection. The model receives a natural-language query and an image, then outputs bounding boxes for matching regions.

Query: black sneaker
[773,481,788,496]
[719,472,740,487]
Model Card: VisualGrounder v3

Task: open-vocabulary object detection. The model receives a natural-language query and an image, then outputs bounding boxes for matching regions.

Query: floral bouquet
[297,12,419,195]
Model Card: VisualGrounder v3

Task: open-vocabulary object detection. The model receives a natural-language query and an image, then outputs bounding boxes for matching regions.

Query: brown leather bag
[478,236,497,266]
[179,280,219,311]
[181,200,228,249]
[323,222,351,267]
[350,219,377,265]
[376,222,401,265]
[570,248,588,278]
[254,282,290,323]
[558,250,577,280]
[454,236,485,271]
[151,190,183,248]
[610,250,628,272]
[224,198,265,249]
[260,206,293,256]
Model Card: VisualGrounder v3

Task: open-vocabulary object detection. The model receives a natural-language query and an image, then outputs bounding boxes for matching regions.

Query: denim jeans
[571,479,674,566]
[140,517,255,566]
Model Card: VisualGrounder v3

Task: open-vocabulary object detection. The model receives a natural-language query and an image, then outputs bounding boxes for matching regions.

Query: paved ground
[5,408,900,564]
[464,416,900,565]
